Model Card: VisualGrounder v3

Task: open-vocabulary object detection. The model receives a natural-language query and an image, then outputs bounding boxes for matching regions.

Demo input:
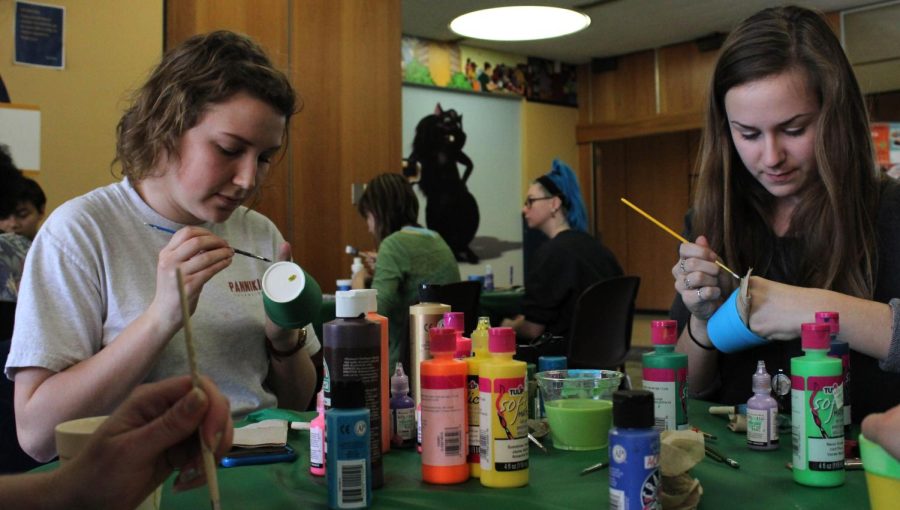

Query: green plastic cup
[536,369,622,451]
[860,433,900,509]
[262,261,322,329]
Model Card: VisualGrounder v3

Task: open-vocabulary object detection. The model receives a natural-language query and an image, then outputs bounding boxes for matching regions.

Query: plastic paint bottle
[746,360,779,451]
[323,290,384,488]
[642,320,688,431]
[351,256,364,278]
[792,322,845,487]
[608,389,660,510]
[816,312,851,435]
[310,390,326,476]
[420,327,469,484]
[479,327,529,488]
[326,379,372,509]
[389,362,416,449]
[357,288,391,455]
[536,355,566,420]
[484,264,494,291]
[409,286,451,404]
[465,316,491,477]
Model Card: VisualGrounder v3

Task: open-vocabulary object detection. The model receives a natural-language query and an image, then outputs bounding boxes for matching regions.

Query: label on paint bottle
[467,374,481,465]
[420,374,466,467]
[480,377,528,472]
[310,426,324,469]
[642,367,688,431]
[392,407,416,444]
[746,407,778,447]
[791,375,844,471]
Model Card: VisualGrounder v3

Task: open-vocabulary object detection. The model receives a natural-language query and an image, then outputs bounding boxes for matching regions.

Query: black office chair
[419,281,482,335]
[566,276,641,382]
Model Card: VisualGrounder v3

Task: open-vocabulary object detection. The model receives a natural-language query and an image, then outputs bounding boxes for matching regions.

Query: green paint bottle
[642,320,688,431]
[791,322,845,487]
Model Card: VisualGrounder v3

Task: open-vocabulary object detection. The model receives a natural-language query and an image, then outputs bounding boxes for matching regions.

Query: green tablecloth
[314,288,525,340]
[160,400,869,509]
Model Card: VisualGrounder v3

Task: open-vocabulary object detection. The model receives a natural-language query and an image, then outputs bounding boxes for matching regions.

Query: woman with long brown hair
[671,6,900,420]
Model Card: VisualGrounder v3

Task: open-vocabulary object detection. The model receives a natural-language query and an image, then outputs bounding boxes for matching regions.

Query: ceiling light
[450,6,591,41]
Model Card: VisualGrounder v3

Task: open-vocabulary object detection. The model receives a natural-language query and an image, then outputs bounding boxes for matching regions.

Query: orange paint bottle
[420,327,469,484]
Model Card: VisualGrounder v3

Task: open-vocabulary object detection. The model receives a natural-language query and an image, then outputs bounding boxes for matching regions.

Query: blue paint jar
[609,390,660,510]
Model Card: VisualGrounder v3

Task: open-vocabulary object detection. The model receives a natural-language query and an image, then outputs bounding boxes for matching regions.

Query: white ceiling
[402,0,882,64]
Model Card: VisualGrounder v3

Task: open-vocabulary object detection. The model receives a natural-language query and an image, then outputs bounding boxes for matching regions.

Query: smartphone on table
[220,444,297,468]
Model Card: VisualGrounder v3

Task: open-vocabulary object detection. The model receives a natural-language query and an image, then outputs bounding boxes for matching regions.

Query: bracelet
[687,318,717,351]
[266,329,307,360]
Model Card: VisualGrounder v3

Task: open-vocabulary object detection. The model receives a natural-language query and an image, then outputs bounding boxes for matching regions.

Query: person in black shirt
[503,159,622,341]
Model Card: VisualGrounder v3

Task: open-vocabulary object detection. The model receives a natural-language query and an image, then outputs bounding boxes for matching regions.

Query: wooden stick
[175,268,222,510]
[619,197,740,280]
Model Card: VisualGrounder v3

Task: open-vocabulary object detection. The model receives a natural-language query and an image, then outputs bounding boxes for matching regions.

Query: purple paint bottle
[746,360,779,451]
[390,362,416,448]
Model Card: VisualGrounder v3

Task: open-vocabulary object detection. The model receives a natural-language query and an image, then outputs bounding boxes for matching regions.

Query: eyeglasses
[523,196,554,208]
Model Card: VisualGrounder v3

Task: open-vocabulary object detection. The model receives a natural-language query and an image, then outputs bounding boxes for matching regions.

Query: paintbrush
[620,198,740,280]
[146,223,272,263]
[176,268,222,510]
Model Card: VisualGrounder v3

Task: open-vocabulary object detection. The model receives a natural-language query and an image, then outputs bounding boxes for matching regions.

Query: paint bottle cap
[815,311,840,335]
[391,362,409,395]
[538,355,567,371]
[418,283,441,303]
[801,322,831,350]
[488,327,516,353]
[355,288,378,312]
[613,390,655,429]
[443,312,465,333]
[455,337,472,358]
[651,320,678,345]
[752,360,771,393]
[335,290,367,318]
[331,379,366,409]
[429,327,457,353]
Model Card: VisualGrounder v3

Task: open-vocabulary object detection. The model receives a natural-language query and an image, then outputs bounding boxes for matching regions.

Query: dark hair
[356,173,420,244]
[115,30,298,181]
[18,177,46,213]
[0,144,25,217]
[693,5,878,297]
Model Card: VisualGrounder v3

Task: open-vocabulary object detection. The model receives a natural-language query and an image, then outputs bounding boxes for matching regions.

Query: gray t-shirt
[6,179,319,416]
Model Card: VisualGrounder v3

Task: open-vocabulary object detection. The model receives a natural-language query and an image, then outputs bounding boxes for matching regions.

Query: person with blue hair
[502,159,623,341]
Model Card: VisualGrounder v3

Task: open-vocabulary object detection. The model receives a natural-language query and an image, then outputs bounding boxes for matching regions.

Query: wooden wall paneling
[623,132,692,311]
[593,141,628,274]
[291,0,402,292]
[164,0,292,242]
[588,50,656,124]
[576,64,593,125]
[657,42,717,116]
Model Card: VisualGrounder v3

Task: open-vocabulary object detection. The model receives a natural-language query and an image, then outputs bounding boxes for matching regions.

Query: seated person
[503,160,623,341]
[6,31,318,462]
[670,6,900,421]
[0,175,45,241]
[352,173,460,371]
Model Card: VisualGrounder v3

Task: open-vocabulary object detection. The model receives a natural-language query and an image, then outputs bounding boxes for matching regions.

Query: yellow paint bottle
[465,316,491,478]
[479,327,529,488]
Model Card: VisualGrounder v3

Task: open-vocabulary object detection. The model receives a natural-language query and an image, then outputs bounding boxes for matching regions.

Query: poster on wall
[403,86,524,286]
[15,1,65,69]
[401,35,577,107]
[871,122,900,179]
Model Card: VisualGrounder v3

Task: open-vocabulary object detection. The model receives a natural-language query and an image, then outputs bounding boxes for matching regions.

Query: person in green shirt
[352,173,460,371]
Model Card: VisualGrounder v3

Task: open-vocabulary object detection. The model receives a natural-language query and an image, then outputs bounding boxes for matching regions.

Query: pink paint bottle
[310,390,326,476]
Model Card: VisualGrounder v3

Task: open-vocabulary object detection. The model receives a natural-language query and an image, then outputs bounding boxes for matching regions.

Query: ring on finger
[680,258,686,274]
[684,276,693,290]
[697,287,703,301]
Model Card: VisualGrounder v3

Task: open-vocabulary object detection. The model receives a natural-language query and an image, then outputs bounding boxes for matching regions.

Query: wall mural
[401,35,578,107]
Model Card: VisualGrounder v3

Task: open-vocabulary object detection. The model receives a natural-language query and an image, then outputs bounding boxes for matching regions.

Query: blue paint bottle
[326,379,373,509]
[609,390,660,510]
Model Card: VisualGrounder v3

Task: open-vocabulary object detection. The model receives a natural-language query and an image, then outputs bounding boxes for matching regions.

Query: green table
[314,288,524,340]
[159,400,869,509]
